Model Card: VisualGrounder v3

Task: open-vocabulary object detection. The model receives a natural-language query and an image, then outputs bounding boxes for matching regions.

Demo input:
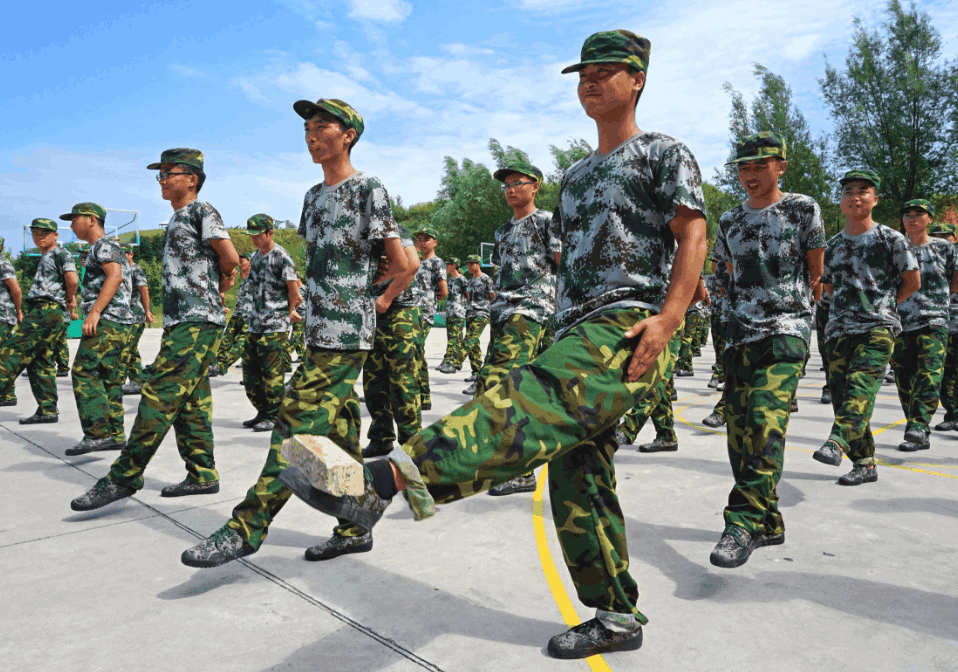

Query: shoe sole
[638,443,678,453]
[161,483,221,498]
[812,450,843,467]
[181,545,256,568]
[755,532,785,548]
[709,544,755,569]
[838,475,878,486]
[488,484,537,497]
[304,539,373,561]
[65,441,127,457]
[71,490,135,511]
[19,417,58,425]
[279,466,383,531]
[547,629,643,660]
[361,447,393,459]
[252,425,275,432]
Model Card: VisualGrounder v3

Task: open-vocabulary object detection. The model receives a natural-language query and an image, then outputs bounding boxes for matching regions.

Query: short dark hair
[627,65,645,111]
[180,163,206,194]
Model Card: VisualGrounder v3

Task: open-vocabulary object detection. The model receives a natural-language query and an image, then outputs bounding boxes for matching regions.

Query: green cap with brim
[446,256,460,267]
[59,203,106,222]
[901,199,935,217]
[726,131,787,165]
[466,254,481,264]
[147,148,204,171]
[30,218,59,232]
[239,252,251,260]
[839,169,881,190]
[121,244,134,253]
[242,213,275,235]
[0,236,5,248]
[561,30,651,75]
[417,227,439,240]
[928,221,952,236]
[493,160,544,183]
[293,98,365,141]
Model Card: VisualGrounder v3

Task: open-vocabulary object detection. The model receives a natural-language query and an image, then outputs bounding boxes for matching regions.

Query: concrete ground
[1,327,956,672]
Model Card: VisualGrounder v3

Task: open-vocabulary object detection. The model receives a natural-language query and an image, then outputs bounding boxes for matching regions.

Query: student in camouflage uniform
[816,291,832,404]
[934,224,958,431]
[813,169,919,486]
[616,325,684,449]
[181,98,416,565]
[0,236,23,406]
[462,254,494,388]
[285,278,307,365]
[212,253,252,374]
[60,203,138,456]
[362,225,422,458]
[479,160,560,496]
[413,228,447,410]
[709,132,826,568]
[71,147,240,510]
[674,301,698,376]
[439,257,467,372]
[54,331,70,376]
[279,32,708,659]
[0,219,78,423]
[120,244,153,395]
[240,214,300,432]
[703,262,732,427]
[890,200,957,451]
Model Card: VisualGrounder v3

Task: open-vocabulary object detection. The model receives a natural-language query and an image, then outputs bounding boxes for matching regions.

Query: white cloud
[347,0,412,23]
[169,64,204,78]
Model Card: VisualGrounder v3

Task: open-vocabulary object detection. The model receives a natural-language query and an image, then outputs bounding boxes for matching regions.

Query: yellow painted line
[532,465,613,672]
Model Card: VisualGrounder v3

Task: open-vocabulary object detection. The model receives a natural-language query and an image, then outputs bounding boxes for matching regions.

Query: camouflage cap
[928,221,953,236]
[239,252,251,260]
[147,148,204,171]
[417,227,439,240]
[30,218,59,232]
[466,254,481,264]
[446,256,461,267]
[293,98,365,140]
[561,30,651,75]
[726,131,787,165]
[493,160,544,184]
[243,213,275,235]
[901,199,935,217]
[839,169,881,190]
[0,236,4,248]
[59,203,106,222]
[121,243,134,253]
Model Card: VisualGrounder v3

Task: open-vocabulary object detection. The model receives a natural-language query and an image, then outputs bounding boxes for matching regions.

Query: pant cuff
[596,609,645,632]
[389,447,436,521]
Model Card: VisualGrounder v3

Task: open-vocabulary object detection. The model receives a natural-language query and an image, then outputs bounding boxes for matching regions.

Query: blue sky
[3,0,956,253]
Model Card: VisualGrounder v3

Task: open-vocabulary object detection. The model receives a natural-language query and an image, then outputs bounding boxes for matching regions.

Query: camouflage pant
[692,314,707,350]
[287,320,305,360]
[363,305,421,447]
[72,320,134,442]
[815,303,830,368]
[229,348,367,549]
[825,328,894,465]
[216,314,249,371]
[0,300,64,415]
[710,313,727,380]
[416,320,433,405]
[107,323,221,489]
[619,326,683,444]
[442,315,466,367]
[890,326,948,434]
[463,315,489,375]
[122,323,146,383]
[678,315,697,372]
[536,317,556,358]
[55,329,70,372]
[940,332,958,422]
[243,331,289,420]
[0,323,16,402]
[724,335,805,537]
[399,308,674,620]
[474,314,543,398]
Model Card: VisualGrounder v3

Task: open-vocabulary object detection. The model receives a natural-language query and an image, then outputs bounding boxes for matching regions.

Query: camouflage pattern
[26,246,77,309]
[710,308,728,380]
[473,313,543,397]
[292,99,365,140]
[0,323,15,402]
[162,200,230,327]
[243,213,275,234]
[123,322,146,383]
[825,328,895,465]
[726,131,787,164]
[466,254,481,264]
[839,169,881,189]
[55,320,70,372]
[493,160,544,183]
[444,274,468,319]
[72,321,135,441]
[248,244,297,333]
[147,148,204,171]
[59,202,107,223]
[415,319,433,405]
[396,308,674,622]
[442,315,466,368]
[618,326,683,443]
[950,291,958,334]
[463,315,489,375]
[560,29,651,74]
[815,293,831,370]
[553,131,704,339]
[243,331,289,420]
[712,193,826,348]
[228,348,368,549]
[363,305,422,447]
[489,209,560,325]
[0,301,65,415]
[890,326,948,434]
[724,335,806,538]
[30,218,58,232]
[417,256,446,326]
[902,199,935,216]
[297,171,399,350]
[417,226,439,240]
[940,333,958,423]
[216,313,249,371]
[287,319,306,361]
[822,224,918,342]
[896,237,957,331]
[129,262,148,323]
[106,323,222,489]
[928,221,951,236]
[81,236,135,324]
[465,272,494,318]
[677,313,699,372]
[0,255,18,325]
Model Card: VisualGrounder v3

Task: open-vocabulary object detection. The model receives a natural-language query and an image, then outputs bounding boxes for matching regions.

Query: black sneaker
[65,437,127,456]
[547,618,642,659]
[838,463,878,486]
[305,531,373,561]
[121,381,142,395]
[934,420,956,431]
[56,369,70,378]
[463,383,477,396]
[671,387,678,401]
[0,399,17,407]
[488,474,537,496]
[707,374,719,389]
[675,368,693,377]
[883,371,895,385]
[903,428,929,447]
[813,440,844,466]
[820,388,832,405]
[161,478,220,497]
[709,525,757,568]
[361,443,393,458]
[421,401,432,411]
[181,524,255,568]
[614,428,633,446]
[19,413,58,425]
[252,418,276,432]
[207,364,223,378]
[790,397,799,413]
[702,412,726,428]
[757,530,785,548]
[638,437,678,453]
[71,477,135,511]
[242,414,265,428]
[279,466,392,531]
[715,381,725,391]
[464,374,478,382]
[438,362,457,374]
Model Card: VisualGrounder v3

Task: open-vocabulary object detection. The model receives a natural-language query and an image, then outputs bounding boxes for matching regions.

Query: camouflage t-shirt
[553,130,705,338]
[0,256,18,325]
[949,291,958,333]
[465,272,495,318]
[822,223,918,342]
[129,262,148,324]
[248,244,298,334]
[26,245,77,310]
[233,278,253,320]
[297,171,399,350]
[382,225,421,308]
[705,272,724,318]
[82,236,134,325]
[162,199,230,327]
[417,255,447,326]
[896,237,958,332]
[489,209,560,325]
[712,193,827,348]
[445,275,468,319]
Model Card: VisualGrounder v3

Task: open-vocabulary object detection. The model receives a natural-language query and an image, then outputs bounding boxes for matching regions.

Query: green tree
[702,182,740,267]
[820,0,958,222]
[548,138,593,183]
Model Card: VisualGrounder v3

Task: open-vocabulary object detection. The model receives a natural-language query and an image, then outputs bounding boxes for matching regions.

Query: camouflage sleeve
[947,243,958,282]
[821,241,834,285]
[652,140,706,222]
[801,200,827,252]
[491,238,501,268]
[365,178,399,242]
[544,211,561,255]
[435,260,447,287]
[890,232,919,275]
[712,217,730,264]
[297,193,309,239]
[134,266,149,288]
[198,202,229,243]
[97,240,126,266]
[57,247,78,276]
[278,248,297,283]
[0,258,15,281]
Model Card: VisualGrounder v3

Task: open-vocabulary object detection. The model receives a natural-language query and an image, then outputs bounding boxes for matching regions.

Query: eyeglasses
[156,171,191,182]
[841,188,872,199]
[500,181,536,192]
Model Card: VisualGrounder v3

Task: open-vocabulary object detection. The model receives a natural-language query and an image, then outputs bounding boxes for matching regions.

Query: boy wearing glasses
[0,219,78,423]
[462,254,494,394]
[413,228,447,410]
[813,170,919,485]
[72,148,240,510]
